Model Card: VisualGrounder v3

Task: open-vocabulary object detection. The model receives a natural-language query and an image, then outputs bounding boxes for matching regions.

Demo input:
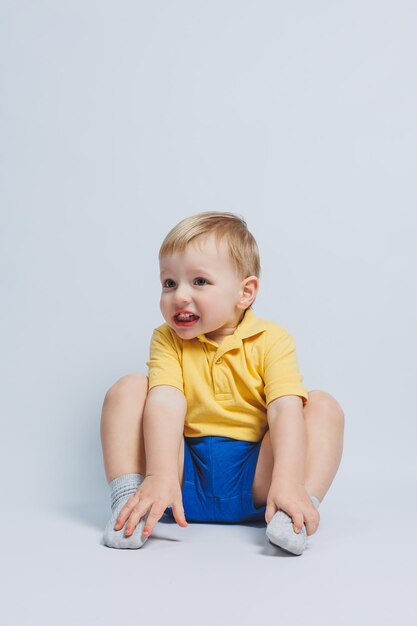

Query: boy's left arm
[266,395,319,535]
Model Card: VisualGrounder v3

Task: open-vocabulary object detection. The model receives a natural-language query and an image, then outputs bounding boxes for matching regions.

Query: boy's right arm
[114,385,188,537]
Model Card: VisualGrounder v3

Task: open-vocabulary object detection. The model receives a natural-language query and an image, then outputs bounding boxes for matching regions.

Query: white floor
[3,477,416,626]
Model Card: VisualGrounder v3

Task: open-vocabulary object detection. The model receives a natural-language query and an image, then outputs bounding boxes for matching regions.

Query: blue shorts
[164,435,266,524]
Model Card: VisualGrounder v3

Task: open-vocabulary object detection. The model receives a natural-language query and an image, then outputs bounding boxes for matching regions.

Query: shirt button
[216,358,223,364]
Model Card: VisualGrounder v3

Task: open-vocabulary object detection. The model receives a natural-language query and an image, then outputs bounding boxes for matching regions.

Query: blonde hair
[159,211,261,281]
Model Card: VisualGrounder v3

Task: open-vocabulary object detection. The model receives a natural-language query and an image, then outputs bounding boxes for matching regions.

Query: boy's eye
[162,277,208,288]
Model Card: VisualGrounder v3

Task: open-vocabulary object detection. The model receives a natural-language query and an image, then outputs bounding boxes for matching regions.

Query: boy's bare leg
[100,373,185,548]
[253,389,344,555]
[302,390,345,502]
[252,389,345,508]
[100,373,148,481]
[101,372,185,485]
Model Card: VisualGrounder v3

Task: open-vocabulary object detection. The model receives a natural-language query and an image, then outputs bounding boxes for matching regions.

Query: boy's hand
[113,474,188,538]
[265,479,320,536]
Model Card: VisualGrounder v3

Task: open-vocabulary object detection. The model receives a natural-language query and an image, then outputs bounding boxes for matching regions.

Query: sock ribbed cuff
[109,473,145,512]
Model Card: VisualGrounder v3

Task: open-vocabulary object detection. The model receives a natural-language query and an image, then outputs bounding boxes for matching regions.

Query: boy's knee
[310,390,344,422]
[106,372,148,400]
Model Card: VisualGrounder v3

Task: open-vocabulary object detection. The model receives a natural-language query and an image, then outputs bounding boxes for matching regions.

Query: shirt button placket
[212,353,222,395]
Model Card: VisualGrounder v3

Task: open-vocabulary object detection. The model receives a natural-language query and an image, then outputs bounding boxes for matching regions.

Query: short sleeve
[263,330,309,406]
[146,326,184,393]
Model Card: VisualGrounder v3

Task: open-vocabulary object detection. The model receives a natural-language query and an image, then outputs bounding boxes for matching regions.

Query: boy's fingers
[123,503,151,534]
[114,509,130,528]
[113,496,138,529]
[265,502,277,525]
[304,519,315,536]
[291,511,304,533]
[304,509,320,536]
[142,505,164,537]
[172,501,188,527]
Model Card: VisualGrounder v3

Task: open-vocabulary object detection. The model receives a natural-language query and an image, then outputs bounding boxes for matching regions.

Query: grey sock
[103,473,150,549]
[266,494,321,556]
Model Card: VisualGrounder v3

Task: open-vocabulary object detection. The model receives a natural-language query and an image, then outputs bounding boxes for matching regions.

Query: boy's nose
[173,286,192,305]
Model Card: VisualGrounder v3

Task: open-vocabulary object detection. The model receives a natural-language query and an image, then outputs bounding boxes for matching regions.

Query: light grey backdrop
[1,3,416,622]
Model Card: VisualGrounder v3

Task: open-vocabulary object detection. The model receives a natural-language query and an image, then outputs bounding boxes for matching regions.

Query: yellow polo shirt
[146,307,309,442]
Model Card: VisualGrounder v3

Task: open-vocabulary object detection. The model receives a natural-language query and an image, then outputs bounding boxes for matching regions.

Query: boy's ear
[238,276,259,309]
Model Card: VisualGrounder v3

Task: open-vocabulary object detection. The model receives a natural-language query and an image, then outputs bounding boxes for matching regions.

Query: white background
[1,2,416,625]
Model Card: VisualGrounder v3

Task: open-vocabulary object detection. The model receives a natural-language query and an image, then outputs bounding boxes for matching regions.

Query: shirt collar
[196,307,267,349]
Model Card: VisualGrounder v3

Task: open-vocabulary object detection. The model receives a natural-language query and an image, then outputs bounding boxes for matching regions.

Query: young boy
[100,212,344,555]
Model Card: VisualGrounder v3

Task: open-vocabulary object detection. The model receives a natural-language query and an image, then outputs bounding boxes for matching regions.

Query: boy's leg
[302,390,345,502]
[100,373,186,548]
[100,373,149,548]
[101,372,186,486]
[252,389,345,508]
[253,390,344,554]
[100,373,148,482]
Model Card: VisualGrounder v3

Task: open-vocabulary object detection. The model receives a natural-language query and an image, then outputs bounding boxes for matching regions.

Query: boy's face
[159,234,258,343]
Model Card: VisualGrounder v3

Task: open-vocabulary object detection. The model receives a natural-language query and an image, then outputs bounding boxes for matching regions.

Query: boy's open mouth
[174,313,200,326]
